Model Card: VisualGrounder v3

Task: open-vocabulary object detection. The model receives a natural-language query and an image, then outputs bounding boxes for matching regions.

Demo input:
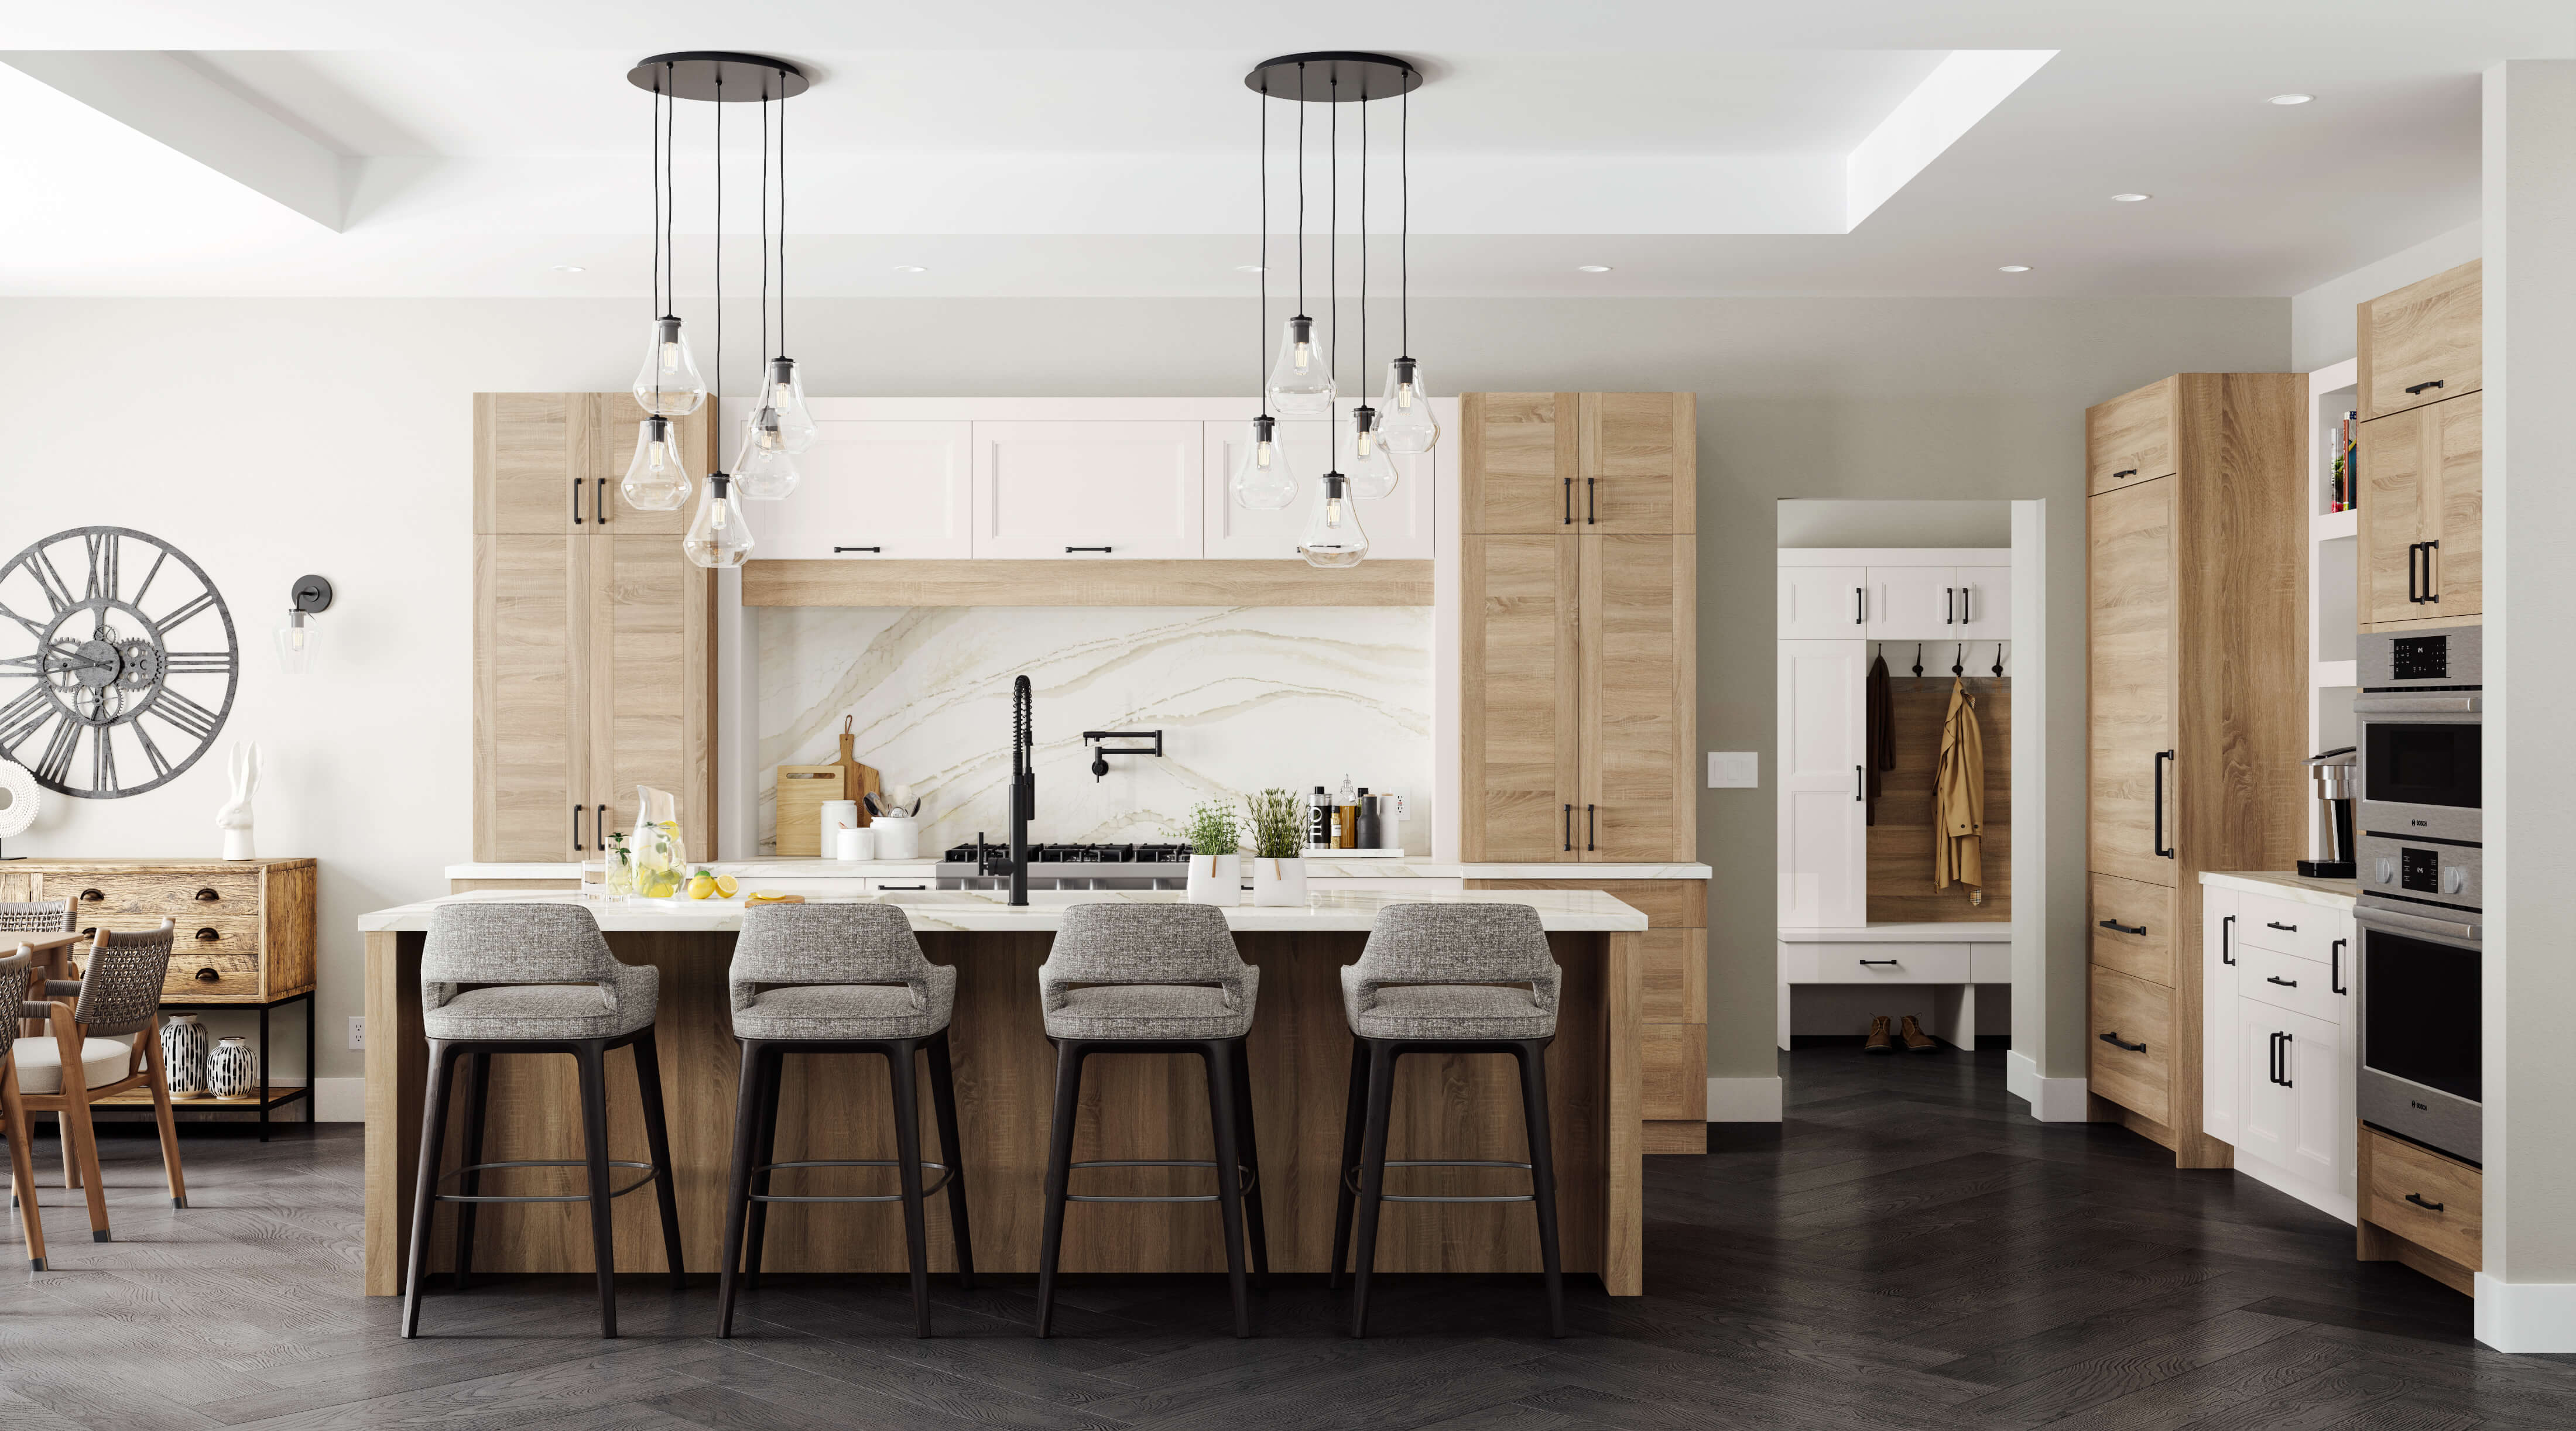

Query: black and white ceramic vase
[206,1035,258,1100]
[159,1012,209,1098]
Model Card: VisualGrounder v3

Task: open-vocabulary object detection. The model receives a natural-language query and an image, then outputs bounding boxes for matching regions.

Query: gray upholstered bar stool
[401,903,684,1340]
[1036,902,1268,1339]
[719,902,975,1339]
[1331,902,1566,1338]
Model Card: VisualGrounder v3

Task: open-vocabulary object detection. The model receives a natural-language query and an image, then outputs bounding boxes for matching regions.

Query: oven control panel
[2359,622,2482,688]
[2360,832,2480,911]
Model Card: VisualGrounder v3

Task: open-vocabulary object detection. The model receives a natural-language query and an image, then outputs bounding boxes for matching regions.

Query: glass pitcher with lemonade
[630,785,686,899]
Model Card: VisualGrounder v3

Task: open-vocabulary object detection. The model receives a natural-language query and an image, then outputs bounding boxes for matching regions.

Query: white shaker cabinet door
[1955,565,2013,641]
[1867,566,1957,641]
[2202,893,2242,1146]
[2281,1008,2345,1194]
[2239,1011,2293,1170]
[1776,640,1868,928]
[1779,566,1868,639]
[971,421,1205,560]
[755,421,973,560]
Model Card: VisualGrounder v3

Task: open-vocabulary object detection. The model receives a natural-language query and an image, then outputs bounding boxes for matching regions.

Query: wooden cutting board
[773,764,845,857]
[833,718,882,827]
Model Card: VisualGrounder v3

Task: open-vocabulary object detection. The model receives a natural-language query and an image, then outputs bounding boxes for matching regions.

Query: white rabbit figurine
[216,742,258,860]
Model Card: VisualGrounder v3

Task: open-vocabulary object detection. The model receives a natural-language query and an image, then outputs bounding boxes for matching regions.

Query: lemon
[686,872,718,900]
[713,874,740,898]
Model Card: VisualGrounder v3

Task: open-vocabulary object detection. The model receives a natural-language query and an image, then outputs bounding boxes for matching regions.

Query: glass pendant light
[731,407,800,499]
[1377,356,1439,454]
[622,415,694,511]
[1232,414,1299,510]
[684,473,754,568]
[1345,404,1397,500]
[1268,315,1333,416]
[1298,472,1369,568]
[762,356,817,453]
[633,315,707,416]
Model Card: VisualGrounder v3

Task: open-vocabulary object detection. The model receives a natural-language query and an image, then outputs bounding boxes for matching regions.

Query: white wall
[0,292,2288,1107]
[1777,499,2012,548]
[2290,220,2481,372]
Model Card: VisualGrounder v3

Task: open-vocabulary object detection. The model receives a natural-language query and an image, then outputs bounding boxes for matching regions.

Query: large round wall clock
[0,527,239,798]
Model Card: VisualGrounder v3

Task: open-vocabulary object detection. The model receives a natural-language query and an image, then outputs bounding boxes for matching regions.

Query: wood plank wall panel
[1865,680,2010,923]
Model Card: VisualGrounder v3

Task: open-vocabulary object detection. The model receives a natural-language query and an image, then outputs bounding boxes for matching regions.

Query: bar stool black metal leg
[451,1051,491,1291]
[400,1041,462,1339]
[1347,1039,1398,1339]
[887,1040,934,1339]
[1228,1038,1270,1290]
[631,1025,687,1292]
[574,1039,618,1339]
[1328,1034,1368,1290]
[926,1030,975,1289]
[717,1039,763,1338]
[742,1044,784,1292]
[1203,1041,1252,1339]
[1515,1040,1567,1338]
[1034,1039,1085,1338]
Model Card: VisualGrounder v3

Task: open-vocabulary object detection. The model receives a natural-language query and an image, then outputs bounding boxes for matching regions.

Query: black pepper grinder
[1354,787,1380,849]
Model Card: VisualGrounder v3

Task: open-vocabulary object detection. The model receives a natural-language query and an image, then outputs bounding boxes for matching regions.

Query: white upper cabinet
[1954,565,2012,640]
[1779,566,1866,639]
[971,420,1205,560]
[755,420,972,560]
[1867,568,1954,640]
[1202,409,1437,560]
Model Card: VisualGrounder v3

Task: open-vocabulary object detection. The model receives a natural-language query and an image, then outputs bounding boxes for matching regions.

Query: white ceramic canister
[1250,856,1307,907]
[834,825,877,861]
[873,814,921,860]
[1186,853,1241,906]
[205,1035,259,1100]
[819,800,859,857]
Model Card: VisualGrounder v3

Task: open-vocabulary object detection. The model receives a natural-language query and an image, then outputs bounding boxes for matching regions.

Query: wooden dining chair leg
[142,1017,189,1209]
[1,1063,45,1271]
[49,1007,111,1240]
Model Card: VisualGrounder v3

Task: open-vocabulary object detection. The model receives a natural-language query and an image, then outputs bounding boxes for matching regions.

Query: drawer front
[1804,944,1971,983]
[2088,964,2173,1124]
[1640,1025,1707,1120]
[1639,928,1707,1024]
[1466,878,1704,928]
[2362,260,2481,421]
[76,914,264,965]
[2364,1127,2481,1270]
[2242,941,2347,1027]
[51,871,262,918]
[161,955,265,1001]
[2087,379,2176,493]
[2234,898,2345,967]
[2090,873,2176,986]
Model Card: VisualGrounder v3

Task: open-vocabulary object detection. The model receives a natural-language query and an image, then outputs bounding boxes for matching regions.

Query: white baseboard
[2476,1274,2576,1353]
[2007,1051,2091,1122]
[1706,1076,1782,1123]
[314,1076,365,1123]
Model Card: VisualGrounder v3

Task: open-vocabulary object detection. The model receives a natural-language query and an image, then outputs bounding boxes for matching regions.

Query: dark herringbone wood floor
[6,1046,2569,1430]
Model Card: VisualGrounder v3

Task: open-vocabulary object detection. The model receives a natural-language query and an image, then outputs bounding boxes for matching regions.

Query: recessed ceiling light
[2110,193,2152,203]
[1235,264,1267,273]
[550,264,586,272]
[1575,265,1612,273]
[892,265,927,273]
[1998,265,2032,273]
[2269,93,2314,105]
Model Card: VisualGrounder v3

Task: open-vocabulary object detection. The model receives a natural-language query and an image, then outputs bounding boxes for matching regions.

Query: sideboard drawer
[162,955,264,1000]
[60,871,262,915]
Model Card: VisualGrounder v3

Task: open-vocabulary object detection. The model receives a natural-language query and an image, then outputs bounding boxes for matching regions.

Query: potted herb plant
[1179,799,1242,906]
[1246,787,1309,907]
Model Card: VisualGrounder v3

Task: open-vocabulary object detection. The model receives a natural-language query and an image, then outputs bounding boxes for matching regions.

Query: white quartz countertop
[445,859,1712,882]
[2199,870,2358,909]
[366,887,1651,934]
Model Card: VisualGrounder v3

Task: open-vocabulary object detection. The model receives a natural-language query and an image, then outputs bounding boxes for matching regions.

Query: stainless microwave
[2355,626,2481,845]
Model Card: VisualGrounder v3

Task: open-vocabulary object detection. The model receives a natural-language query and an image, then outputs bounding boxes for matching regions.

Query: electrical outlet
[1708,752,1759,789]
[347,1017,365,1051]
[1386,790,1409,821]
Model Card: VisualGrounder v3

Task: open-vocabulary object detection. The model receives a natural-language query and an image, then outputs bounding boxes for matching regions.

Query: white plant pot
[1249,856,1307,907]
[1186,853,1241,906]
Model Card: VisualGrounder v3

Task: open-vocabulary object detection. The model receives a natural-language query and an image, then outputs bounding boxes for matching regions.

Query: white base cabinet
[1776,640,1868,927]
[2202,876,2358,1222]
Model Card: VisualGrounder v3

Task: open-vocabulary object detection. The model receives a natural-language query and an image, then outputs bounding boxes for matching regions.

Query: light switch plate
[1707,752,1759,789]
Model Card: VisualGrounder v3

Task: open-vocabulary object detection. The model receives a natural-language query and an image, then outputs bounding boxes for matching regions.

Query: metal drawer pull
[194,967,220,983]
[2098,919,2147,936]
[2099,1031,2147,1053]
[194,927,221,942]
[194,887,221,901]
[877,884,926,890]
[2111,468,2137,479]
[2332,938,2347,995]
[2221,914,2235,965]
[1858,958,1899,966]
[2404,379,2445,396]
[1066,545,1113,554]
[79,887,104,901]
[2405,1192,2445,1212]
[833,545,882,553]
[2266,921,2297,932]
[2265,974,2298,988]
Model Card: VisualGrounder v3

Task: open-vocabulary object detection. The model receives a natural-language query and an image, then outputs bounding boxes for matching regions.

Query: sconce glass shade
[683,474,755,568]
[1345,404,1399,501]
[621,416,694,512]
[1265,314,1334,418]
[1231,414,1300,510]
[274,609,320,675]
[632,315,708,417]
[731,407,801,500]
[1376,356,1440,455]
[1297,472,1369,568]
[763,356,818,454]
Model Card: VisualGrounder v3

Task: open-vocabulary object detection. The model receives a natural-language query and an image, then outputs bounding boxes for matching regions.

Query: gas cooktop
[940,842,1192,866]
[933,841,1200,889]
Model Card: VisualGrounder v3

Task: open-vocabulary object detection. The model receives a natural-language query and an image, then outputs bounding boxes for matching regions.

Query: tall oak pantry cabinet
[472,394,718,863]
[1458,392,1707,1152]
[2085,374,2306,1166]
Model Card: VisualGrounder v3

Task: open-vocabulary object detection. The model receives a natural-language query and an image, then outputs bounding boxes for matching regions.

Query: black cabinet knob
[80,887,104,901]
[194,966,221,983]
[194,887,221,901]
[194,926,221,942]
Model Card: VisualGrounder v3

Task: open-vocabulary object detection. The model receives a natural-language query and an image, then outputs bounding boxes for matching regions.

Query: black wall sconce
[276,574,333,675]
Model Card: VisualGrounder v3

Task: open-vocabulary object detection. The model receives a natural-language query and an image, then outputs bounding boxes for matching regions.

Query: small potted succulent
[1246,787,1308,907]
[1178,799,1242,906]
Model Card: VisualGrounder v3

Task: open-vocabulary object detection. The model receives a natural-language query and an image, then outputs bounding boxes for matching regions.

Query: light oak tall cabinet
[1458,392,1705,1151]
[2356,260,2482,631]
[2084,374,2306,1168]
[472,394,718,863]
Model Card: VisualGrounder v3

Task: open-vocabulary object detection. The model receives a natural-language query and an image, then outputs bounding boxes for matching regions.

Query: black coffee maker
[2300,747,2355,878]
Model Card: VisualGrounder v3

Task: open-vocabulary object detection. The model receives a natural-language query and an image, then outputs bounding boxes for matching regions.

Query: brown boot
[1864,1015,1895,1054]
[1899,1015,1939,1054]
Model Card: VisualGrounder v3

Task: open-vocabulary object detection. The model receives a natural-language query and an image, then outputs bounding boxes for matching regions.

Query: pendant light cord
[1295,63,1306,317]
[758,89,768,398]
[1400,78,1409,358]
[713,73,722,449]
[1358,85,1368,409]
[1258,81,1268,411]
[778,68,788,358]
[1328,76,1338,393]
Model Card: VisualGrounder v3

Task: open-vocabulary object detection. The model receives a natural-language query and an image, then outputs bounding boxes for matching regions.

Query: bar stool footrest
[1066,1157,1258,1204]
[748,1158,957,1204]
[1345,1157,1540,1204]
[436,1159,659,1204]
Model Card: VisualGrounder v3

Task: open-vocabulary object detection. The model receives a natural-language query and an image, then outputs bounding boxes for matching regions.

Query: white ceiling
[1,1,2568,300]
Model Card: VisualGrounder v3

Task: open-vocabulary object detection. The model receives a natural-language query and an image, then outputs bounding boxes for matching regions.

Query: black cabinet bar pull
[1563,804,1574,852]
[878,884,927,891]
[2404,379,2445,396]
[1960,586,1969,625]
[2221,914,2235,965]
[2099,1031,2147,1053]
[1066,545,1113,554]
[78,888,103,901]
[2279,1031,2293,1087]
[2099,918,2147,936]
[572,478,585,524]
[597,805,610,846]
[1587,803,1597,852]
[573,804,586,852]
[1855,586,1865,625]
[1854,764,1864,801]
[2112,468,2137,479]
[2406,1192,2445,1212]
[1586,476,1597,525]
[1858,958,1900,966]
[2153,750,2174,859]
[595,476,608,524]
[2332,938,2347,995]
[834,545,883,553]
[2266,921,2298,932]
[1563,477,1574,525]
[2269,1031,2282,1085]
[2266,974,2299,989]
[1945,587,1956,625]
[2423,540,2438,602]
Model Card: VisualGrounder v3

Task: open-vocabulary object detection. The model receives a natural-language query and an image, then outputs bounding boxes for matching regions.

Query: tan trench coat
[1934,677,1984,890]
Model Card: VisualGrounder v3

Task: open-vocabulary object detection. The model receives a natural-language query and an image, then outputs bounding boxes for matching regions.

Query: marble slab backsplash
[758,606,1435,856]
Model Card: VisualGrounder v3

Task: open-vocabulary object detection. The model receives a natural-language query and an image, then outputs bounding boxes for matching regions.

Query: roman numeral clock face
[0,528,238,798]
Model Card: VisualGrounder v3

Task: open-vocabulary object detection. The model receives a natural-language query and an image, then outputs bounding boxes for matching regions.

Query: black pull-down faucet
[1009,675,1034,906]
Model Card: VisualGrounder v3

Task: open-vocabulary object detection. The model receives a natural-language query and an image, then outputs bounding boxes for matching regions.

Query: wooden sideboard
[1,857,315,1001]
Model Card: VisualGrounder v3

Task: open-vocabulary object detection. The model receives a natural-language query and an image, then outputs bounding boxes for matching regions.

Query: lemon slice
[713,874,741,898]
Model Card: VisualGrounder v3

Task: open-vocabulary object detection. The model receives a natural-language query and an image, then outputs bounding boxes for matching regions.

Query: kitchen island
[361,888,1654,1297]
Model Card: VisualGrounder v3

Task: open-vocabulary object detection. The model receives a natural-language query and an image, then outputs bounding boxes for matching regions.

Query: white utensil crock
[873,814,920,860]
[834,825,877,861]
